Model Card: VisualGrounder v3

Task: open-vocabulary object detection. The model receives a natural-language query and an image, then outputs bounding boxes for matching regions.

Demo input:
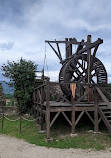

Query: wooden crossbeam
[37,90,42,103]
[63,38,103,62]
[85,111,94,124]
[61,112,72,126]
[101,88,111,99]
[75,111,84,126]
[50,112,60,127]
[98,107,111,135]
[47,42,62,62]
[96,87,111,110]
[56,43,62,61]
[76,88,94,103]
[98,117,101,124]
[61,95,71,104]
[92,45,99,57]
[77,38,103,55]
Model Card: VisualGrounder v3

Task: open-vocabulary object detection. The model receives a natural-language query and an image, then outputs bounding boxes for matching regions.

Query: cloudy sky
[0,0,111,82]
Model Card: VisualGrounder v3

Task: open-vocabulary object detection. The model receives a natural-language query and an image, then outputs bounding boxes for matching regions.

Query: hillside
[0,81,14,94]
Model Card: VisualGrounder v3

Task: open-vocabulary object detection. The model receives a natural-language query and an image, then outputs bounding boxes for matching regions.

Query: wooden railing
[33,79,111,138]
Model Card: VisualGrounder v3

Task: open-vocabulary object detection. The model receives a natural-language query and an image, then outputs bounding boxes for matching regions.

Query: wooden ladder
[96,86,111,135]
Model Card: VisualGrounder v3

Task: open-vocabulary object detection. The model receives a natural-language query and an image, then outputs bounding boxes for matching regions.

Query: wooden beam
[40,87,44,131]
[62,112,72,126]
[77,38,103,55]
[98,107,111,135]
[76,88,94,103]
[45,40,66,43]
[61,95,71,104]
[50,112,60,127]
[87,35,91,83]
[96,86,111,110]
[92,45,99,57]
[46,79,50,139]
[75,111,84,126]
[56,43,62,61]
[64,38,103,62]
[49,106,95,112]
[94,89,99,132]
[69,38,72,57]
[72,98,76,134]
[65,38,69,59]
[85,111,94,124]
[98,117,101,124]
[47,42,62,62]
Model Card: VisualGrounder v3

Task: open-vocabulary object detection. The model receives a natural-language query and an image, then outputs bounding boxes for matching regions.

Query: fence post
[2,113,4,131]
[40,86,44,131]
[94,88,99,132]
[20,115,22,133]
[71,97,76,134]
[46,78,50,139]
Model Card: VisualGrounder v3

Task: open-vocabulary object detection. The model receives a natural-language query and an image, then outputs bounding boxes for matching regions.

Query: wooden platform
[33,80,111,138]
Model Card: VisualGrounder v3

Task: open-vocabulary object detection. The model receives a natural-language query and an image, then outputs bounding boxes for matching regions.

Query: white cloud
[44,70,59,82]
[108,77,111,83]
[0,0,111,82]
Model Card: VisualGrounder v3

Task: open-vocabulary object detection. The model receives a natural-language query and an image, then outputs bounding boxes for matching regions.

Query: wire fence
[0,114,40,133]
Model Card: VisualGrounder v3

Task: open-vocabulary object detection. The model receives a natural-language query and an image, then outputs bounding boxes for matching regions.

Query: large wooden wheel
[45,36,107,100]
[59,54,107,99]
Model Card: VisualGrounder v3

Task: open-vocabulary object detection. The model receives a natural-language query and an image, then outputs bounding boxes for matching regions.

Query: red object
[70,83,76,99]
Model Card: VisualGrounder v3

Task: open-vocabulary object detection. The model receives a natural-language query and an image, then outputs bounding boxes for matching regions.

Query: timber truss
[33,80,111,139]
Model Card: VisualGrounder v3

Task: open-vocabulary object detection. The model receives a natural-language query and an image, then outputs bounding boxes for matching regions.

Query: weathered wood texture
[33,79,111,138]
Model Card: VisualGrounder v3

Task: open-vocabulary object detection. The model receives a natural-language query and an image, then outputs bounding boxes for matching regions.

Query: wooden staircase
[96,86,111,135]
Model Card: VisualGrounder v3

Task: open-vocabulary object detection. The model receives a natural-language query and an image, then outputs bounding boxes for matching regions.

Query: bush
[2,58,37,113]
[7,98,14,106]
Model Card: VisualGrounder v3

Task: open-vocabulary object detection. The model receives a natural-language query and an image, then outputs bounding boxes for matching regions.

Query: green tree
[1,58,37,113]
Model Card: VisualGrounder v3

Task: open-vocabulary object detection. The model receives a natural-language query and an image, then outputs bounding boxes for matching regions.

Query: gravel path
[0,135,111,158]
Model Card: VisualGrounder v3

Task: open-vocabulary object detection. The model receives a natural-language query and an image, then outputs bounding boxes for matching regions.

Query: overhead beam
[47,42,63,63]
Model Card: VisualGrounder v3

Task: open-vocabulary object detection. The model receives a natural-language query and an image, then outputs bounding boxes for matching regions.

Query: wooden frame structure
[33,35,111,139]
[33,80,111,139]
[45,35,107,100]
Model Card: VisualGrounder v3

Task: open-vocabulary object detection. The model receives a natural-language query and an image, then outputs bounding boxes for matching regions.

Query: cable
[43,43,50,78]
[4,116,20,121]
[21,116,40,122]
[3,115,40,122]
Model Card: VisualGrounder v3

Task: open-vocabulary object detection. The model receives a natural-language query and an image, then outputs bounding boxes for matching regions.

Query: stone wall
[50,82,63,101]
[34,80,63,101]
[0,106,18,116]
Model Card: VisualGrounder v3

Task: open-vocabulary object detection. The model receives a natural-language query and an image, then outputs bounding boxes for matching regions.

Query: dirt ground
[0,135,111,158]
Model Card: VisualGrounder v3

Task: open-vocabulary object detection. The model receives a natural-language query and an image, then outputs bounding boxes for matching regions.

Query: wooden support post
[36,108,39,124]
[65,38,69,59]
[36,90,39,124]
[40,86,44,131]
[2,113,4,131]
[33,90,36,118]
[20,115,22,133]
[42,68,44,80]
[87,35,91,83]
[69,38,72,57]
[46,79,50,139]
[71,97,76,134]
[94,89,99,132]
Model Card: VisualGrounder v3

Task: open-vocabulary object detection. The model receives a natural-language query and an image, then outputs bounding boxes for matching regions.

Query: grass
[0,115,111,150]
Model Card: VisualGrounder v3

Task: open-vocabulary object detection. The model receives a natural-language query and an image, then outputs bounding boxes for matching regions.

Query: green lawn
[0,115,111,150]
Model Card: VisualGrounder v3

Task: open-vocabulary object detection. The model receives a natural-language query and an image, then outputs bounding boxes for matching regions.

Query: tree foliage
[1,58,37,113]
